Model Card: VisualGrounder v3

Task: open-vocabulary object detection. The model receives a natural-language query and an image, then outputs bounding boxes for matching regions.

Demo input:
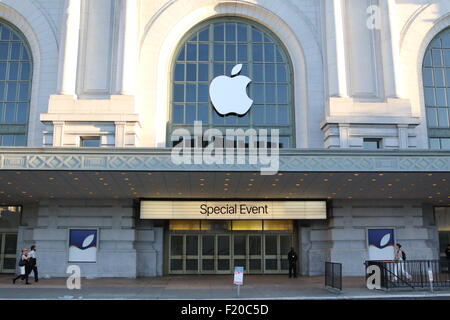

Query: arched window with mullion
[0,20,32,146]
[423,28,450,149]
[170,17,294,148]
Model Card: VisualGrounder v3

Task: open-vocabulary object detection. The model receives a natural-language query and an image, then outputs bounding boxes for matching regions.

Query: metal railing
[325,261,342,291]
[365,260,450,290]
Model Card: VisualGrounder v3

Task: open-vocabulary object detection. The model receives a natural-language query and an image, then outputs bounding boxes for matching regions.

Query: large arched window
[423,28,450,149]
[0,21,32,146]
[170,18,294,148]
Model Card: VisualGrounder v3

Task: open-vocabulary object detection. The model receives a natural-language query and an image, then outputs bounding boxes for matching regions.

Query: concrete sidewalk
[1,275,450,300]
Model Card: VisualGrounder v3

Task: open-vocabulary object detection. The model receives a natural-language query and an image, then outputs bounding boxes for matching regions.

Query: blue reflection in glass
[186,84,197,102]
[186,63,197,81]
[226,44,236,61]
[186,104,196,124]
[237,24,247,42]
[174,64,184,81]
[198,84,208,102]
[214,24,224,41]
[226,24,236,41]
[198,64,208,81]
[214,43,224,61]
[173,84,184,102]
[252,44,263,62]
[253,64,263,82]
[173,104,184,124]
[199,44,208,61]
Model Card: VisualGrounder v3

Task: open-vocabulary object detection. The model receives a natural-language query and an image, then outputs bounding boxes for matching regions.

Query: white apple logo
[209,64,253,116]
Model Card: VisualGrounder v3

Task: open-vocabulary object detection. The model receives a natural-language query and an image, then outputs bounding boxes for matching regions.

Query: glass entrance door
[0,233,17,273]
[168,233,293,274]
[264,234,292,274]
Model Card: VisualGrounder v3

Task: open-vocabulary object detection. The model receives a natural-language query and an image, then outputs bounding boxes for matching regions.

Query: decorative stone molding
[0,148,449,172]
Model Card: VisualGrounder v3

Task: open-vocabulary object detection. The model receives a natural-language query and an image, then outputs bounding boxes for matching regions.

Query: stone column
[57,0,82,96]
[325,0,348,97]
[117,0,138,95]
[385,0,404,99]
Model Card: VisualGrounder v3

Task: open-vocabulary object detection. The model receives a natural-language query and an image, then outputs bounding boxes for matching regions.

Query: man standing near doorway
[29,245,38,282]
[287,247,298,278]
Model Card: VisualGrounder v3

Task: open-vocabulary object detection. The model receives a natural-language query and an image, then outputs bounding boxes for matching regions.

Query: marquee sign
[140,200,327,220]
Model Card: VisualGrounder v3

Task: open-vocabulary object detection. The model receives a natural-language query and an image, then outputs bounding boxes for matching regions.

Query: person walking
[12,248,31,285]
[394,243,411,280]
[29,245,38,282]
[287,247,298,278]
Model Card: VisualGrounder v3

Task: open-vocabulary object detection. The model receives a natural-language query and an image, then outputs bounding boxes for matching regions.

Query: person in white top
[28,245,38,282]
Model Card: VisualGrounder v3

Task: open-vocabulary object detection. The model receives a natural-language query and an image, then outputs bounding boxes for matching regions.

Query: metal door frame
[168,231,293,275]
[0,233,18,273]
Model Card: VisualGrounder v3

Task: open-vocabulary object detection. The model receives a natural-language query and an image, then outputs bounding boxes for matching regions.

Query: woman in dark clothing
[12,248,31,285]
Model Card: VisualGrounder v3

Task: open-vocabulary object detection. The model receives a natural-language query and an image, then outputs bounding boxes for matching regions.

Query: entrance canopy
[0,148,450,205]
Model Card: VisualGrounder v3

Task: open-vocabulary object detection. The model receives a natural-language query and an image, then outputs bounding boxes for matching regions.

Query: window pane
[186,43,197,61]
[430,138,440,149]
[81,137,100,147]
[226,23,236,41]
[174,64,184,81]
[423,68,433,86]
[198,64,208,81]
[434,68,445,86]
[266,105,276,125]
[237,24,247,42]
[186,84,196,102]
[252,28,263,42]
[278,85,288,104]
[5,103,14,122]
[19,82,29,101]
[0,62,6,78]
[198,44,208,62]
[2,135,14,146]
[264,43,274,62]
[252,84,264,104]
[266,84,276,103]
[173,84,184,102]
[214,23,224,41]
[198,104,208,123]
[278,106,289,125]
[9,62,19,80]
[427,108,438,127]
[0,82,4,100]
[433,49,443,66]
[11,42,20,59]
[14,135,26,146]
[198,84,208,102]
[253,106,265,125]
[7,82,17,100]
[438,108,449,127]
[436,87,446,106]
[0,43,8,60]
[186,104,196,124]
[173,104,184,124]
[237,44,247,61]
[214,43,224,61]
[186,63,196,81]
[277,65,287,82]
[253,64,263,82]
[199,29,208,41]
[441,138,450,149]
[424,88,435,106]
[265,64,275,82]
[253,44,263,62]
